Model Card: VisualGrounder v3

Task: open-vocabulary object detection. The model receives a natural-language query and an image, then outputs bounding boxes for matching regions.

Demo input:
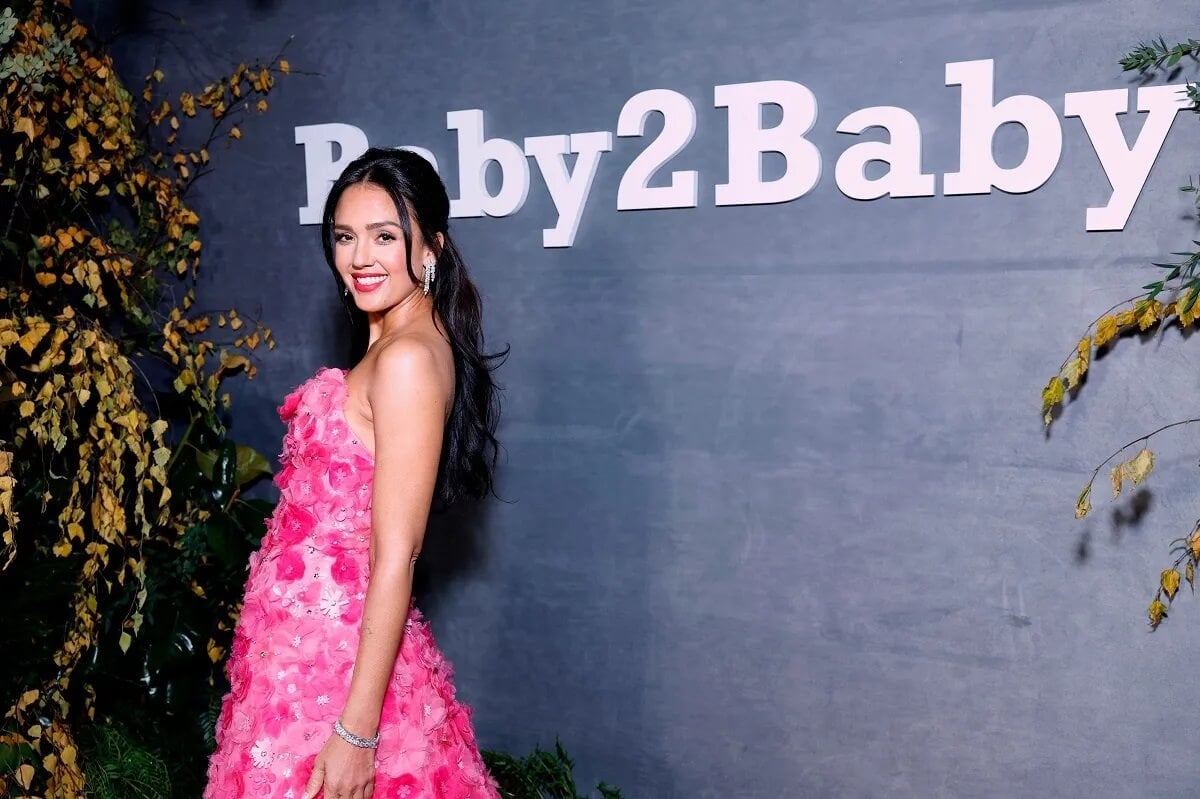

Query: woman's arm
[342,339,447,732]
[304,339,448,799]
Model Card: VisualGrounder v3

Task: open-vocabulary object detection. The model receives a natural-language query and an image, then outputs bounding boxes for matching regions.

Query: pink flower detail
[330,551,360,587]
[328,450,372,494]
[420,693,449,735]
[379,773,420,798]
[305,378,337,417]
[278,386,304,422]
[432,764,471,799]
[275,503,317,546]
[275,549,305,582]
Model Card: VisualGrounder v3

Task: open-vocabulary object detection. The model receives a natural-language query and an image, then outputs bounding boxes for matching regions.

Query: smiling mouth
[352,274,387,290]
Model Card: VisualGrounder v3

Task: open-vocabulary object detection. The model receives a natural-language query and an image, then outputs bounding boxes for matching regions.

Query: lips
[351,273,387,293]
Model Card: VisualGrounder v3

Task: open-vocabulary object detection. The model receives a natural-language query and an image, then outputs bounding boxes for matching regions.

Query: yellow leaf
[1187,561,1195,593]
[19,319,51,354]
[257,98,268,112]
[119,631,132,652]
[153,68,165,82]
[1075,483,1092,520]
[220,352,251,373]
[279,59,290,74]
[35,272,57,287]
[1122,448,1155,486]
[1115,309,1136,327]
[230,126,242,140]
[1162,568,1181,601]
[19,400,34,417]
[1137,300,1162,331]
[1041,376,1064,424]
[14,116,35,140]
[53,540,72,557]
[1110,465,1122,500]
[1063,357,1083,390]
[15,764,34,790]
[1076,336,1091,373]
[1095,315,1118,347]
[17,688,39,710]
[61,745,77,766]
[1149,597,1168,629]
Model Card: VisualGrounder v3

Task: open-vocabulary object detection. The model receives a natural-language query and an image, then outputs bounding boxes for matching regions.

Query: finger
[301,761,324,799]
[364,781,375,799]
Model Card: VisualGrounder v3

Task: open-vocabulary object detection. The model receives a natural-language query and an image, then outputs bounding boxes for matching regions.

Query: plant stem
[1087,416,1200,481]
[165,414,197,473]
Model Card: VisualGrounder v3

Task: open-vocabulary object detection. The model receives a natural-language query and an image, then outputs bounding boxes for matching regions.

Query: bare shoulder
[365,332,454,408]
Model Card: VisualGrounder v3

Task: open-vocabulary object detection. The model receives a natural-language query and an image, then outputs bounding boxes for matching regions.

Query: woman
[205,147,504,799]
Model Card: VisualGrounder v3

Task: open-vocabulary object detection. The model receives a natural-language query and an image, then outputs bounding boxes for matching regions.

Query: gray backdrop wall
[90,1,1200,796]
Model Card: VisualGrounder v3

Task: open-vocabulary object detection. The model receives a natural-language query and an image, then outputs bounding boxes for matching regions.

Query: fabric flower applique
[250,738,275,769]
[318,585,349,617]
[275,549,305,582]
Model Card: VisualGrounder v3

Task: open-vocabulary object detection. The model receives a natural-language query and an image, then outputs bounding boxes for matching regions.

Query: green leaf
[193,447,216,480]
[1183,286,1200,314]
[205,511,247,568]
[0,742,36,772]
[234,444,271,487]
[210,440,237,504]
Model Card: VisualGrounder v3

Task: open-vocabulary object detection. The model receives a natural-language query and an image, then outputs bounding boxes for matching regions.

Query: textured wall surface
[89,1,1200,795]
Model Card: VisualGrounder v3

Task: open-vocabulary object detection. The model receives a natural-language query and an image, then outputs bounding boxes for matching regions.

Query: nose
[350,239,375,270]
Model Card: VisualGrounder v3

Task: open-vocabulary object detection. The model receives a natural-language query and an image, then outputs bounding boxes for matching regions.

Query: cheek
[383,248,412,278]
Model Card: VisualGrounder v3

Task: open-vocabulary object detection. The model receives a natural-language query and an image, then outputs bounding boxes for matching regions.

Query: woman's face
[332,182,433,313]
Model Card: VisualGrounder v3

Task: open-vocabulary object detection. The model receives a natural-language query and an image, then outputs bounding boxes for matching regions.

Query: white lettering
[835,106,934,200]
[1066,84,1188,230]
[616,89,698,210]
[295,123,369,225]
[525,131,614,248]
[944,59,1062,195]
[446,109,530,218]
[715,80,821,205]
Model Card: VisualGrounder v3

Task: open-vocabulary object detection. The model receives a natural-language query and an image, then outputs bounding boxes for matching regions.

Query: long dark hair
[320,147,506,506]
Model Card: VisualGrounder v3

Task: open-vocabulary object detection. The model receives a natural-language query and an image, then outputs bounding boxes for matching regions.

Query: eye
[378,232,395,242]
[334,232,352,243]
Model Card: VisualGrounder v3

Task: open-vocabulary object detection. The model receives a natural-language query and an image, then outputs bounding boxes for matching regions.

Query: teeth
[355,275,386,286]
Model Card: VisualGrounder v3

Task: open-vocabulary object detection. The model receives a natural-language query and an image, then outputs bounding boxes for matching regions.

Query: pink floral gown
[204,367,499,799]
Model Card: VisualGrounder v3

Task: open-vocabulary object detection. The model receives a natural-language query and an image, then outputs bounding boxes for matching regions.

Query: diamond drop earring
[423,260,436,296]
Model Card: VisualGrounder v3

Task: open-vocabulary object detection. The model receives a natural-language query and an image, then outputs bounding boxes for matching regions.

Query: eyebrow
[332,221,403,231]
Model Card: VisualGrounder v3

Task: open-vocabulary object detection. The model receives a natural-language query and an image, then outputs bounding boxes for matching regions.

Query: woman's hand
[302,733,376,799]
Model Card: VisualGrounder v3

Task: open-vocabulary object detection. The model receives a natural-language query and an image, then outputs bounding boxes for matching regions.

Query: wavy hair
[320,147,506,506]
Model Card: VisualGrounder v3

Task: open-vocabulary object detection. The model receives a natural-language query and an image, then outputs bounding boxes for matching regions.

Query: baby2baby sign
[294,59,1190,248]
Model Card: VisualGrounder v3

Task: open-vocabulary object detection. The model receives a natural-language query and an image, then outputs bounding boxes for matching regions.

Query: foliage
[0,1,285,795]
[484,741,623,799]
[76,724,170,799]
[1043,36,1200,630]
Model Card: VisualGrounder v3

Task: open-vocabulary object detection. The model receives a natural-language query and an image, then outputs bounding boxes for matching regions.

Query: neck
[365,290,432,351]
